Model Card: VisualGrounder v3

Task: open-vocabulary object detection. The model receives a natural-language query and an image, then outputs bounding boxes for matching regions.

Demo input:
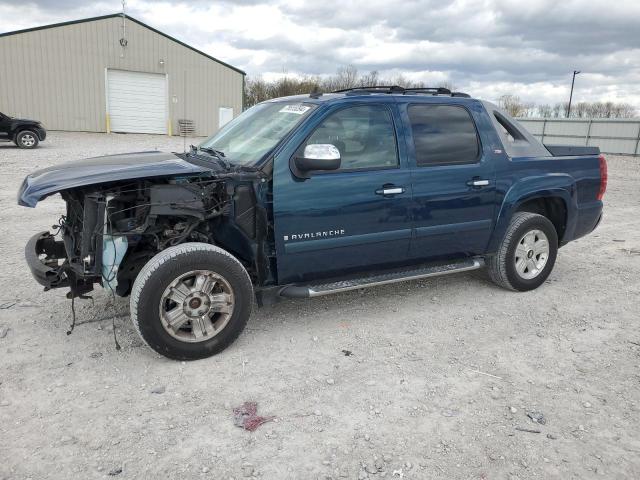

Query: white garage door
[107,70,167,134]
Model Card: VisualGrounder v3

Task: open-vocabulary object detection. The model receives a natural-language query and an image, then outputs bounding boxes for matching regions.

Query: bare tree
[244,68,639,117]
[358,70,380,87]
[537,104,552,117]
[551,103,565,118]
[573,102,588,118]
[612,103,637,118]
[324,65,360,91]
[536,100,638,119]
[243,76,270,108]
[244,75,321,108]
[498,95,527,117]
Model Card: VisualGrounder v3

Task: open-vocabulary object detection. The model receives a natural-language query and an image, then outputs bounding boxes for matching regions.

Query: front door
[0,114,10,140]
[401,102,497,261]
[273,103,412,284]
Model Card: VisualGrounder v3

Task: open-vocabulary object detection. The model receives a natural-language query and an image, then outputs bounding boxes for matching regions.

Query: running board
[279,258,484,298]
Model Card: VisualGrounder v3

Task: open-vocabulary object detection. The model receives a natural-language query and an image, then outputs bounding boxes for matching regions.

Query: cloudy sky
[1,0,639,107]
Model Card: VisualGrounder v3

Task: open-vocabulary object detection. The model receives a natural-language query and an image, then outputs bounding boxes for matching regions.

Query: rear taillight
[597,154,607,200]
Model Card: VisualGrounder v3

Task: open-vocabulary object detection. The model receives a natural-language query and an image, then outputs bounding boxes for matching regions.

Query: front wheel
[130,243,253,360]
[487,212,558,291]
[15,130,39,148]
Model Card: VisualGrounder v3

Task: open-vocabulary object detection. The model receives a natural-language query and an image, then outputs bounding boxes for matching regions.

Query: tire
[487,212,558,291]
[15,130,39,149]
[130,243,253,360]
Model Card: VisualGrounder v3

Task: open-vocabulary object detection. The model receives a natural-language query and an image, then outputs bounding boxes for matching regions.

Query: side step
[279,258,485,298]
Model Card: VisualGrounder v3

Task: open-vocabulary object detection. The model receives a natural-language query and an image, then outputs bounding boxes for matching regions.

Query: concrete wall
[517,118,640,156]
[0,16,244,136]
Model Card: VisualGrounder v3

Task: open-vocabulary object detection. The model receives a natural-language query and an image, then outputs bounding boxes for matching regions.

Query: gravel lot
[1,132,639,480]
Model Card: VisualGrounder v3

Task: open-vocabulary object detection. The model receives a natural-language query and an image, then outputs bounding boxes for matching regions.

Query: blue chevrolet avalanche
[18,86,606,360]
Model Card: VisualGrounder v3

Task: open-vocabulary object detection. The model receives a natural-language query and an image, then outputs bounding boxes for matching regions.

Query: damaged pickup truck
[18,87,606,360]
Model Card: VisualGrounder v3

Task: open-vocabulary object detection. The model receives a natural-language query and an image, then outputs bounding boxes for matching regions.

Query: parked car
[0,111,46,148]
[18,86,606,360]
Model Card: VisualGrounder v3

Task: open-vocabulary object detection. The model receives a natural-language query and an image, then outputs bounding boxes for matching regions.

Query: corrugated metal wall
[517,118,640,156]
[0,16,244,136]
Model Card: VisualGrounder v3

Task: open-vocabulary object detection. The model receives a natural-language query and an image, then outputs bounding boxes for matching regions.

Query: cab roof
[266,86,475,105]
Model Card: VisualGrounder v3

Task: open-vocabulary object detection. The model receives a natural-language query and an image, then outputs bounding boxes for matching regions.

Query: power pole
[567,70,580,118]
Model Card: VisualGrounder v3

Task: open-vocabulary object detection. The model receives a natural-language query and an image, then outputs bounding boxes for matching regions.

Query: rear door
[401,101,497,261]
[273,102,413,284]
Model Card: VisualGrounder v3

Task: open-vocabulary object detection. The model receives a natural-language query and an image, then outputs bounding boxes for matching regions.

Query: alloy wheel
[514,229,549,280]
[159,270,235,343]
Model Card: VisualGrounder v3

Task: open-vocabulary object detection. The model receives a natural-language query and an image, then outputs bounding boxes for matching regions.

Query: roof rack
[331,86,470,98]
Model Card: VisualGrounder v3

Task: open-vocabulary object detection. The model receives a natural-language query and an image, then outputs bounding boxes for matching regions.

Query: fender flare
[488,174,577,252]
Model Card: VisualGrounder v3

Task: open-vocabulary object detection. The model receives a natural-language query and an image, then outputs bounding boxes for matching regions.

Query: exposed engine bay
[32,174,272,299]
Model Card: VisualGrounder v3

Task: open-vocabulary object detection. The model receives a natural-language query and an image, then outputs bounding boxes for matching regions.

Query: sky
[1,0,639,108]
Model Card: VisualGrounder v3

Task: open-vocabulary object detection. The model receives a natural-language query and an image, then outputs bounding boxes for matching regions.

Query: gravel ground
[1,132,639,480]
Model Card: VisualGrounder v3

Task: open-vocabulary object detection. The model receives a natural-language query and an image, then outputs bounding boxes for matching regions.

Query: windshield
[199,101,317,165]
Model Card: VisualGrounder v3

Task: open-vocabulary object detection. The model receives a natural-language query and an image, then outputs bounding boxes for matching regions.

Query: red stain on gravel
[233,402,275,431]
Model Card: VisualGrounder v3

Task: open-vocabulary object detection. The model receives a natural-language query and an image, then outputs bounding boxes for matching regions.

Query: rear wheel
[487,212,558,291]
[15,130,39,148]
[130,243,253,360]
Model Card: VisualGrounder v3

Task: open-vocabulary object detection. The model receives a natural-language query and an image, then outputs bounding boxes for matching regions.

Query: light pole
[567,70,580,118]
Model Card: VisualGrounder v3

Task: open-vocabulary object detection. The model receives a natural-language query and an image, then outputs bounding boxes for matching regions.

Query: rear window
[408,105,480,166]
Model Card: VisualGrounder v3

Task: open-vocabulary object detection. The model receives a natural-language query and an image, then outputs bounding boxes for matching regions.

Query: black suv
[0,111,46,148]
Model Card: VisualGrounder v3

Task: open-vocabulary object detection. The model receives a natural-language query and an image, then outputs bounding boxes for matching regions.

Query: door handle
[466,179,490,188]
[375,186,406,196]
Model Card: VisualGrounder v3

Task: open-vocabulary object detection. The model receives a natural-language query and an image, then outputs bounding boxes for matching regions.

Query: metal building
[0,14,245,136]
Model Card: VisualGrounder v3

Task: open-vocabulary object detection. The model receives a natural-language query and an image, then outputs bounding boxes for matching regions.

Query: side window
[305,105,398,170]
[408,105,480,166]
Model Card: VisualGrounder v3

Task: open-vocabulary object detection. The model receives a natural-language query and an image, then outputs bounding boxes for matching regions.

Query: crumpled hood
[17,151,212,207]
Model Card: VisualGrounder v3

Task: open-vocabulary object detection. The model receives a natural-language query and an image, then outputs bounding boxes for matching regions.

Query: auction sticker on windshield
[279,104,311,114]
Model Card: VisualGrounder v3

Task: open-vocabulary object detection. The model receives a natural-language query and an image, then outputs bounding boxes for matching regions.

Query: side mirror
[295,144,341,172]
